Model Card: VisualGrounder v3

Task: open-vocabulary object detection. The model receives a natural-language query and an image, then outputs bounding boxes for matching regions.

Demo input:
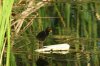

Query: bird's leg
[39,41,44,48]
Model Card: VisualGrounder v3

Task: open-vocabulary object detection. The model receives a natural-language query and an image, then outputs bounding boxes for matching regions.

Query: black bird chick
[36,27,52,41]
[36,57,49,66]
[36,27,52,48]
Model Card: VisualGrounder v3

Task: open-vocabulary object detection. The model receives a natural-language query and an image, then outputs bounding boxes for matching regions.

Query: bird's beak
[49,29,52,32]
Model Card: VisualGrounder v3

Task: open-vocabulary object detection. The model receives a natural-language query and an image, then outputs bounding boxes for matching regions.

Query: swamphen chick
[36,27,52,48]
[36,27,52,41]
[36,57,49,66]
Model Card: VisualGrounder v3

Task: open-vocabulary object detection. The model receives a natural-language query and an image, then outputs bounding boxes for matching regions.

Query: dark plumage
[36,57,49,66]
[36,27,52,41]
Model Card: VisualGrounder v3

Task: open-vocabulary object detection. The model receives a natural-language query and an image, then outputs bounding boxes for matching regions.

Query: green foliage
[0,0,14,66]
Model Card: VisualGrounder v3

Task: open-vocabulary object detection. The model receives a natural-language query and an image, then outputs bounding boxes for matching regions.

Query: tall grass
[6,0,100,66]
[0,0,14,66]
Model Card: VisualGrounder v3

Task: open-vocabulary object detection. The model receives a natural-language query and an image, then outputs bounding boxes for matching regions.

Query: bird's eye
[49,29,52,32]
